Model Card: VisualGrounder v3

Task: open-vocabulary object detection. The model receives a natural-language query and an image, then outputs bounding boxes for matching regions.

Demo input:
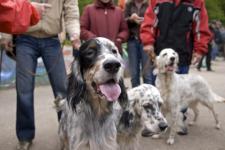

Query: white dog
[155,48,225,145]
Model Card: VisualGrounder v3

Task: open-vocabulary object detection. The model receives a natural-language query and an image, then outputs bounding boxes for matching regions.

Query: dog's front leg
[167,106,179,145]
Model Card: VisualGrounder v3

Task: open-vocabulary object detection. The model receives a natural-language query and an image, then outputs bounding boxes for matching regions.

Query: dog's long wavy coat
[155,48,225,145]
[59,38,128,150]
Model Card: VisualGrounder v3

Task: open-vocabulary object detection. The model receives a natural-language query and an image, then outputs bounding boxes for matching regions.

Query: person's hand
[143,45,155,61]
[115,38,122,53]
[130,13,144,24]
[130,13,139,20]
[31,2,52,16]
[192,53,202,65]
[72,38,81,49]
[0,39,13,52]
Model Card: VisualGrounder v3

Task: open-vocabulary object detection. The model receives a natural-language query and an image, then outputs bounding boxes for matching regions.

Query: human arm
[63,0,81,49]
[115,10,129,52]
[192,0,212,64]
[140,1,157,59]
[0,0,41,34]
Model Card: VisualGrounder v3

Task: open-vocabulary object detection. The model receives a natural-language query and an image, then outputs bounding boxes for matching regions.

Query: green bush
[206,0,225,24]
[78,0,92,15]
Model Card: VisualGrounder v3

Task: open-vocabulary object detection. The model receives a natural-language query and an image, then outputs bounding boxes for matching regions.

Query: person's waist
[23,32,59,38]
[20,33,58,39]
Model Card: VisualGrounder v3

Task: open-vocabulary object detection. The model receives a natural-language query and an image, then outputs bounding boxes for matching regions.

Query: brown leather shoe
[16,140,32,150]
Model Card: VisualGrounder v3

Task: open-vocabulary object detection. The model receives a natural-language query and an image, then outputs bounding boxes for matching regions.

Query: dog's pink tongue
[167,66,174,71]
[99,83,121,102]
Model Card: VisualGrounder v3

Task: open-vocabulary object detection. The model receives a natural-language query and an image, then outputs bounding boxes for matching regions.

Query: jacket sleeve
[80,6,97,41]
[192,0,211,55]
[63,0,80,39]
[0,0,40,34]
[116,9,129,42]
[140,1,157,46]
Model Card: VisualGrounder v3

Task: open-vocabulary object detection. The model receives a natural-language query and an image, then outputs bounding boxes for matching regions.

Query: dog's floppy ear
[119,110,134,128]
[118,79,128,110]
[67,58,86,111]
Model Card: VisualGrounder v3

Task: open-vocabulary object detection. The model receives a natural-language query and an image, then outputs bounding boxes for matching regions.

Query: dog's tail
[212,92,225,103]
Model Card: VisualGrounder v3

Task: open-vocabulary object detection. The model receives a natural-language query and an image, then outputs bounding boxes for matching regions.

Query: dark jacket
[140,0,211,66]
[124,0,148,40]
[80,0,129,51]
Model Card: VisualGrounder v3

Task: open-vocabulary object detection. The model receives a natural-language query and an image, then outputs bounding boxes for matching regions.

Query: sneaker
[207,68,214,72]
[16,140,32,150]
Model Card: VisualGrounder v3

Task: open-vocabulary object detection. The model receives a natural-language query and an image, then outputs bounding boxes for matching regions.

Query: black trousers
[197,44,212,70]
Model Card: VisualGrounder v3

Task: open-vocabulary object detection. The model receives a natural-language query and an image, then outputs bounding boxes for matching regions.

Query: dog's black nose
[170,57,175,62]
[104,60,121,73]
[158,122,168,131]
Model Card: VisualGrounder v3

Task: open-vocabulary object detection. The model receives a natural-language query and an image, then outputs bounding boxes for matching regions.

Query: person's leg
[177,65,189,74]
[40,36,67,120]
[140,42,154,85]
[15,35,39,142]
[197,56,204,71]
[206,44,212,71]
[128,38,141,87]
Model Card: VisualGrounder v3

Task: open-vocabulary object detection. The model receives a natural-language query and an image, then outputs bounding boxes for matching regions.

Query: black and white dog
[58,37,127,150]
[117,84,168,150]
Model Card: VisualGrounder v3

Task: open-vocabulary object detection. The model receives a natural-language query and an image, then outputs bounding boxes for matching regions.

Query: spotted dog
[117,84,168,150]
[155,48,225,145]
[58,37,128,150]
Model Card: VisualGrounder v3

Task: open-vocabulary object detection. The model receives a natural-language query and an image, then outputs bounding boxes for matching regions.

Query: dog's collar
[73,49,80,58]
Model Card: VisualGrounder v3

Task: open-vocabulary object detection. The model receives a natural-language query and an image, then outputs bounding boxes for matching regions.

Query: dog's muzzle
[103,60,121,74]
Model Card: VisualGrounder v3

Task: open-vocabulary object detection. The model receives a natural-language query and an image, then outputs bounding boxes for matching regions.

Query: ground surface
[0,59,225,150]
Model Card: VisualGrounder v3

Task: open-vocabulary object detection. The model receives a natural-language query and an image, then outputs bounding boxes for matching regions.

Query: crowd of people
[0,0,224,150]
[197,20,225,71]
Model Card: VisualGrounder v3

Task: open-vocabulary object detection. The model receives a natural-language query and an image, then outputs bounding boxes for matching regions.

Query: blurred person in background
[124,0,153,87]
[1,0,80,150]
[140,0,211,75]
[140,0,211,136]
[197,23,214,71]
[80,0,128,54]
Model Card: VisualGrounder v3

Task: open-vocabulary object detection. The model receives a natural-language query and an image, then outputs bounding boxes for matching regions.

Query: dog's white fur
[58,38,125,150]
[155,48,225,145]
[56,83,167,150]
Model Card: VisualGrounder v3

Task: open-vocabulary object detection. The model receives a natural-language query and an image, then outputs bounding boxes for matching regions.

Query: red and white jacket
[140,0,212,65]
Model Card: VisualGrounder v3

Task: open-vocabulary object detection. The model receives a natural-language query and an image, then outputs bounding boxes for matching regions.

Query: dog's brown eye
[143,103,154,110]
[112,49,117,54]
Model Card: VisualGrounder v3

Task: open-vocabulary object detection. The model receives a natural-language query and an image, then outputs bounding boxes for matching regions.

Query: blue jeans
[15,35,67,141]
[177,66,189,74]
[128,38,153,87]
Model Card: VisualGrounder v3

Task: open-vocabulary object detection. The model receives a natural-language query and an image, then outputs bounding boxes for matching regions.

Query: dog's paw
[151,134,161,139]
[167,138,175,145]
[215,124,221,130]
[188,121,195,126]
